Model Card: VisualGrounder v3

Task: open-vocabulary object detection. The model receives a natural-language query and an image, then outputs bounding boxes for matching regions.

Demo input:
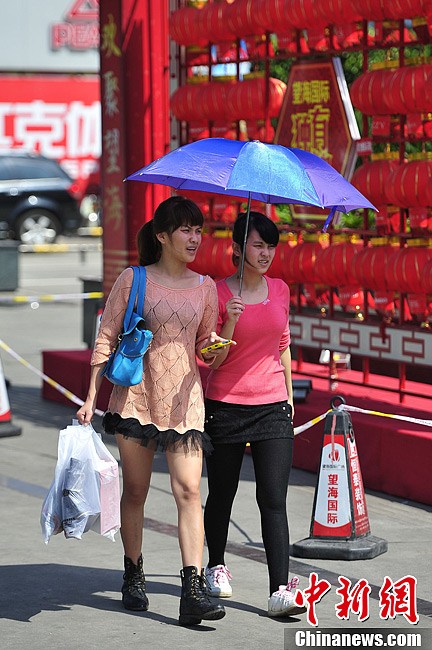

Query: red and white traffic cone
[0,357,21,437]
[292,396,387,560]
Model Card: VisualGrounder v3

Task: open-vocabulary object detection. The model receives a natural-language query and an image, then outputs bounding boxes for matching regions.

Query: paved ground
[0,247,431,649]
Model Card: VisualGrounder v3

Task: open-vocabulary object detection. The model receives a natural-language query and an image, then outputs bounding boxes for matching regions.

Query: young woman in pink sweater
[203,211,306,618]
[77,196,225,626]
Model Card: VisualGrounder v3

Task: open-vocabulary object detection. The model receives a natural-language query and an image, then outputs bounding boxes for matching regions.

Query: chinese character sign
[0,75,100,182]
[275,59,359,222]
[99,2,129,294]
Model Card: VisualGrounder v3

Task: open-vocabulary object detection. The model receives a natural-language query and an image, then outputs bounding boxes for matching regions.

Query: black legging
[204,437,293,595]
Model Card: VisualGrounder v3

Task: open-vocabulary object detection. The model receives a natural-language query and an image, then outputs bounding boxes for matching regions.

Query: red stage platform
[42,350,432,506]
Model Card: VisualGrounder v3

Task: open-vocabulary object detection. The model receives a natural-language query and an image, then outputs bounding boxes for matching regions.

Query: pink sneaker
[268,577,307,617]
[204,564,233,598]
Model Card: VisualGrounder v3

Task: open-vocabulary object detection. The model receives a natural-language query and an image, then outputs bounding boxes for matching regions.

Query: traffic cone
[292,396,387,560]
[0,357,22,438]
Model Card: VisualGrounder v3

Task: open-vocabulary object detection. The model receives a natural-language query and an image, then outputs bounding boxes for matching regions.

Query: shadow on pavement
[0,563,191,626]
[7,385,104,432]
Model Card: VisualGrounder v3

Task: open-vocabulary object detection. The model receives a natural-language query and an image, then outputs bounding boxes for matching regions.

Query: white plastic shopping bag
[41,420,120,543]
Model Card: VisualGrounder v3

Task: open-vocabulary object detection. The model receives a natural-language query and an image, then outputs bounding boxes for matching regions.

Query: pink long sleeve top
[205,276,291,405]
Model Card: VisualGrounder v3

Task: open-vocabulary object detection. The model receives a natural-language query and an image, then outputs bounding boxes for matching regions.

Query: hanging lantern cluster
[351,160,399,209]
[171,77,286,122]
[352,160,432,210]
[188,231,431,321]
[350,65,432,115]
[170,0,430,46]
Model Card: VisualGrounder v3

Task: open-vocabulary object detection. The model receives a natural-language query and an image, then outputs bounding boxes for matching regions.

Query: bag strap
[136,266,146,316]
[123,266,140,331]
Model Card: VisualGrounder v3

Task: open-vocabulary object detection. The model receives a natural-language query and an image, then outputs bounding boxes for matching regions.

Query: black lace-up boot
[121,555,149,611]
[179,565,226,626]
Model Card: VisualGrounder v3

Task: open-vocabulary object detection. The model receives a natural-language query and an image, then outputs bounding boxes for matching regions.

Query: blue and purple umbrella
[126,138,375,292]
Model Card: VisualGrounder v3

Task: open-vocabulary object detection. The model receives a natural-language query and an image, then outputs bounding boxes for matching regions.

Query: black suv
[0,153,82,244]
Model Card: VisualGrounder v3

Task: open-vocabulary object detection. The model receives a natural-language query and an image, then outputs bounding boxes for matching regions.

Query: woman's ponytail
[137,219,161,266]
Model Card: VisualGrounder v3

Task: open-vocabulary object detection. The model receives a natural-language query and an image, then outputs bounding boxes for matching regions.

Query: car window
[0,159,11,180]
[3,157,71,180]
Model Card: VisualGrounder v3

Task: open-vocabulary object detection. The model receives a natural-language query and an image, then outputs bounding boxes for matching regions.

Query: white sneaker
[268,577,307,617]
[204,564,233,598]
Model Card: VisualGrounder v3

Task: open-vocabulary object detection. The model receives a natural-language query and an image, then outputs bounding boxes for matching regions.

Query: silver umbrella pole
[238,193,252,297]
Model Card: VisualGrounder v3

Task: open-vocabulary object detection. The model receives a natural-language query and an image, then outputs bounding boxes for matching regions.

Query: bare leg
[166,449,204,568]
[116,434,155,563]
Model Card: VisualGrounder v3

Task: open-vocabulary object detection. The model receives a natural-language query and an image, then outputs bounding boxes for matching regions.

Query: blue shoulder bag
[102,266,153,387]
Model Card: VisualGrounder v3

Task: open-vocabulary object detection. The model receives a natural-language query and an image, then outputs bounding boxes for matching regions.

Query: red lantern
[386,64,432,114]
[201,82,234,121]
[350,69,395,115]
[350,242,398,291]
[226,77,286,121]
[197,1,236,43]
[316,0,361,24]
[283,238,326,284]
[386,161,432,208]
[352,0,394,20]
[171,78,285,123]
[288,0,325,29]
[382,0,425,21]
[351,160,399,208]
[171,84,206,122]
[169,6,205,46]
[254,0,295,32]
[385,244,432,293]
[225,0,263,38]
[314,240,362,287]
[420,258,432,292]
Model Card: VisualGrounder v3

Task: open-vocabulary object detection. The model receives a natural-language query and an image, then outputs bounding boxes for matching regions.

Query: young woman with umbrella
[77,196,226,626]
[203,211,306,618]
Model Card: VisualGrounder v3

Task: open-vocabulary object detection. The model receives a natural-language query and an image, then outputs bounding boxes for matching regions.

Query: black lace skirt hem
[102,412,213,455]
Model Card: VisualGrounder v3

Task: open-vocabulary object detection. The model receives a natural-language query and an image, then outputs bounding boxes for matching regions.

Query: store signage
[0,75,100,182]
[100,2,129,293]
[51,0,99,51]
[275,59,359,222]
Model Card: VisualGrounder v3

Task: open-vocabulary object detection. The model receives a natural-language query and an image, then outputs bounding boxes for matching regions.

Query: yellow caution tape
[4,335,429,436]
[340,404,432,428]
[0,292,103,304]
[294,410,331,436]
[0,338,104,418]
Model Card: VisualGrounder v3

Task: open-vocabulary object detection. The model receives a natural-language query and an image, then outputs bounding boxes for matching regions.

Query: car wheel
[15,209,61,245]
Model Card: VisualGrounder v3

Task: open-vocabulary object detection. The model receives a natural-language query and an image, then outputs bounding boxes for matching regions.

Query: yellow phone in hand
[200,339,234,355]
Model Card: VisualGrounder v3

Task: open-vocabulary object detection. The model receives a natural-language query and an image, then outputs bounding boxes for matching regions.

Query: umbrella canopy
[126,138,376,215]
[126,138,376,294]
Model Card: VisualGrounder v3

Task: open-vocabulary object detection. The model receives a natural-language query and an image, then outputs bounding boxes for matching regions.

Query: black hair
[137,195,204,265]
[232,211,279,266]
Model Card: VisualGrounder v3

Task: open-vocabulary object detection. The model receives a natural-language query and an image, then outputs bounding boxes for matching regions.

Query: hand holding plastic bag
[41,420,120,543]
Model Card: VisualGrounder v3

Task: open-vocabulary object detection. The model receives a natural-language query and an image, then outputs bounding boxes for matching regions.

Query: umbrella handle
[238,194,252,297]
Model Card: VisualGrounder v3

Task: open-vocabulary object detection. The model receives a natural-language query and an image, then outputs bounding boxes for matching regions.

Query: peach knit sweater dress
[91,267,218,452]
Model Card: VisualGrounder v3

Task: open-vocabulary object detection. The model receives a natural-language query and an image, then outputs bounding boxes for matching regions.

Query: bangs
[233,211,279,248]
[170,198,204,231]
[253,216,279,246]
